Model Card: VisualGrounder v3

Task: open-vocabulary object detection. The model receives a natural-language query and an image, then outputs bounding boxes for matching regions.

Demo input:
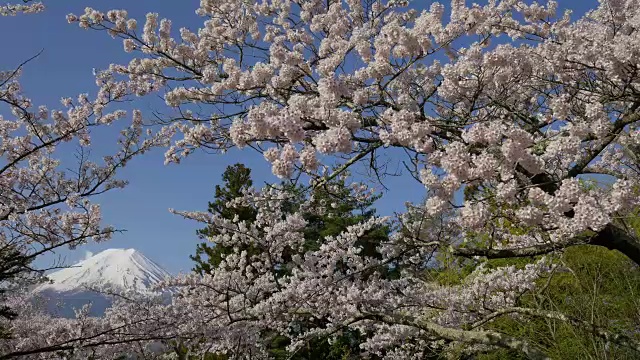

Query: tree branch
[472,306,640,354]
[453,224,640,266]
[359,312,548,359]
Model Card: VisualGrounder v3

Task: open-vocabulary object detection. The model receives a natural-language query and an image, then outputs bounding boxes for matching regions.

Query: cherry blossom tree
[69,0,640,263]
[5,0,640,358]
[0,1,172,352]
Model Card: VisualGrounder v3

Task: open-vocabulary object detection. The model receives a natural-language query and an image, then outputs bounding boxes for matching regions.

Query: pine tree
[190,165,390,359]
[190,163,257,275]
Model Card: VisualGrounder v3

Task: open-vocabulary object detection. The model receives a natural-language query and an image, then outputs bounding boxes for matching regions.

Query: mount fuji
[35,248,172,318]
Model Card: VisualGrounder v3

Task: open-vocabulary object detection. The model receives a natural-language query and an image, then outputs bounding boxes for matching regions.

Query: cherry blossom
[4,0,640,358]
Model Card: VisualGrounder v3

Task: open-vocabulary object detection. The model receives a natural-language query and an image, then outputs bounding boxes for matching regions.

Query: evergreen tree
[191,165,391,359]
[190,163,257,275]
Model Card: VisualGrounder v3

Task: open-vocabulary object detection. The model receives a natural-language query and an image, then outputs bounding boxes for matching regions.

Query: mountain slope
[35,248,172,317]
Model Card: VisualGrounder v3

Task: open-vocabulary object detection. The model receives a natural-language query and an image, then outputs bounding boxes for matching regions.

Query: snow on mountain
[34,248,172,317]
[38,248,171,293]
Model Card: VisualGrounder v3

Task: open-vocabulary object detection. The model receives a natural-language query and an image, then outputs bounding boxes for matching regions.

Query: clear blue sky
[2,0,597,273]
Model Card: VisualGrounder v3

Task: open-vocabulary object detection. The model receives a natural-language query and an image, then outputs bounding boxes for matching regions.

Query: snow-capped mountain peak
[37,248,171,294]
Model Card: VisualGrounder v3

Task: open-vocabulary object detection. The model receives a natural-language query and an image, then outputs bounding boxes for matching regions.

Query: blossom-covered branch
[65,0,640,267]
[0,1,43,17]
[0,5,174,351]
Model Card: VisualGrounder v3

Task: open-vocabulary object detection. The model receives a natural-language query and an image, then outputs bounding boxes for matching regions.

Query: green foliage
[480,245,640,360]
[300,177,390,278]
[452,181,640,359]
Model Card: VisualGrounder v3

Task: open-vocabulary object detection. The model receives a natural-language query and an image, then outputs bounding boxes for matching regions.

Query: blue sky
[2,0,598,273]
